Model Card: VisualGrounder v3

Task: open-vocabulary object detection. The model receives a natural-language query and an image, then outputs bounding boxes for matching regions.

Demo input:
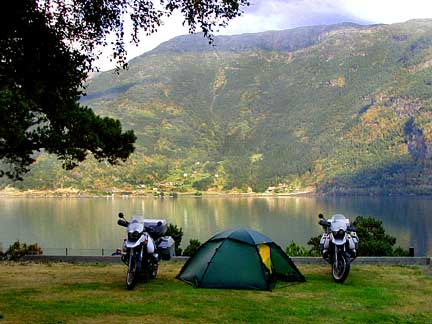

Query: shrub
[193,191,202,196]
[392,246,410,256]
[306,235,321,256]
[192,177,213,191]
[183,239,202,257]
[353,216,407,256]
[166,224,183,256]
[5,241,43,260]
[285,240,320,257]
[285,241,309,256]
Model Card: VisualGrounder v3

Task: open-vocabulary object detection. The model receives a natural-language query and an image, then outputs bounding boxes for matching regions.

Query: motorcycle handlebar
[319,220,330,227]
[117,219,129,227]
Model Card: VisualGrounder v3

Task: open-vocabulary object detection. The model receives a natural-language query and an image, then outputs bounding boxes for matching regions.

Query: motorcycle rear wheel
[142,258,158,282]
[332,252,350,283]
[149,261,158,279]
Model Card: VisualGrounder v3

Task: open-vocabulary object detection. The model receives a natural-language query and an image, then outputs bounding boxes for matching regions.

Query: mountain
[6,20,432,194]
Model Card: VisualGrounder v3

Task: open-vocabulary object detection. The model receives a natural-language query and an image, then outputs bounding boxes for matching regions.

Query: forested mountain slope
[6,20,432,194]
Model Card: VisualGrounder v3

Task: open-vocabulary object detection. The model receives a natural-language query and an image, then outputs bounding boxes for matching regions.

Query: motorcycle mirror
[117,219,128,227]
[318,213,324,219]
[118,212,124,219]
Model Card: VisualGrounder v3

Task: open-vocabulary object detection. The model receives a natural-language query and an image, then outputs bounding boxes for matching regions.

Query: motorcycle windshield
[333,214,346,220]
[128,216,145,233]
[330,219,347,232]
[130,216,145,223]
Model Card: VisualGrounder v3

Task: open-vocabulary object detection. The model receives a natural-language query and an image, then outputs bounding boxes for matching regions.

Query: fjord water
[0,196,431,256]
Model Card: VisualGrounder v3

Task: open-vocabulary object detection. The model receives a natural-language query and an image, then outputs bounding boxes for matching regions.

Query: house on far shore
[265,186,276,193]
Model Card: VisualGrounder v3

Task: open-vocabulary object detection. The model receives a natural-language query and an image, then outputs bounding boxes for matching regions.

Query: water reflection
[0,196,430,256]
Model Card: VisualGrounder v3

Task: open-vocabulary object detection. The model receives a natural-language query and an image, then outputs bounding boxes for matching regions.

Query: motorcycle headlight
[128,231,141,241]
[333,229,345,239]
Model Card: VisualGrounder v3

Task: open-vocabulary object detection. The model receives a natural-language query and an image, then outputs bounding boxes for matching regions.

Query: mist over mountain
[8,20,432,194]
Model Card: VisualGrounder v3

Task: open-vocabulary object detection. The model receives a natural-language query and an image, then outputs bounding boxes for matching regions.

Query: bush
[183,239,202,257]
[193,191,202,196]
[4,241,43,260]
[166,224,183,256]
[393,246,410,256]
[192,177,213,191]
[285,240,320,257]
[285,241,309,256]
[306,235,321,256]
[353,216,408,256]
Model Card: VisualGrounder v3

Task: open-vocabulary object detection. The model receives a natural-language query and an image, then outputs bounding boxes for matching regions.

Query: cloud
[341,0,432,24]
[220,0,370,35]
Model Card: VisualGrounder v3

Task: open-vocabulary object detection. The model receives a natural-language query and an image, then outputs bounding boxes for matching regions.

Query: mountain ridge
[146,22,366,54]
[5,20,432,194]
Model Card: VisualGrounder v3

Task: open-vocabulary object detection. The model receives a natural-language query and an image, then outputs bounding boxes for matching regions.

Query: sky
[95,0,432,71]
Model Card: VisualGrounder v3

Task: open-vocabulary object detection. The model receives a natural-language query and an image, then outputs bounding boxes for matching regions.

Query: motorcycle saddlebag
[319,234,330,252]
[144,219,167,238]
[349,232,359,250]
[156,236,175,260]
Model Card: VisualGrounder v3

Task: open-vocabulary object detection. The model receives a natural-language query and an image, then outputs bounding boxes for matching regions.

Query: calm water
[0,196,431,256]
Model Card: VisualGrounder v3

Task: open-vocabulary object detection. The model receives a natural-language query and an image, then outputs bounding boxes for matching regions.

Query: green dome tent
[177,227,305,290]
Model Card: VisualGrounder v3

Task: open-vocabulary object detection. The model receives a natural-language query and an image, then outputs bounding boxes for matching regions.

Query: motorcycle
[318,213,359,283]
[117,212,174,290]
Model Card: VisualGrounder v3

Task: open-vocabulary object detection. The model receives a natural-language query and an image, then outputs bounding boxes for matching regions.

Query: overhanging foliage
[1,0,249,179]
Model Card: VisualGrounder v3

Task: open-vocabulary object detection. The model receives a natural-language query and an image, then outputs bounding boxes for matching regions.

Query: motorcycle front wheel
[126,252,137,290]
[332,251,350,283]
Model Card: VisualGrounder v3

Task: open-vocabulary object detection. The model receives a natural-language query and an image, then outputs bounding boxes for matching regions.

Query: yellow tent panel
[258,244,272,274]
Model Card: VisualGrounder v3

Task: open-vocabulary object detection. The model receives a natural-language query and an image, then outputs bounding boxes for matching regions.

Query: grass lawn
[0,261,431,324]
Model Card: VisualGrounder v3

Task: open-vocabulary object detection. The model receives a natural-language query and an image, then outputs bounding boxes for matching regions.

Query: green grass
[0,262,431,323]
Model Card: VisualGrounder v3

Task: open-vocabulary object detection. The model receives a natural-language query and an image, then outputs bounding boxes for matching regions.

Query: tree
[1,0,249,179]
[37,0,250,69]
[183,239,201,257]
[352,216,406,256]
[192,176,213,191]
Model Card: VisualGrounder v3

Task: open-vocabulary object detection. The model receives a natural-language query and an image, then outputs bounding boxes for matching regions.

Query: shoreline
[0,188,316,198]
[1,188,432,198]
